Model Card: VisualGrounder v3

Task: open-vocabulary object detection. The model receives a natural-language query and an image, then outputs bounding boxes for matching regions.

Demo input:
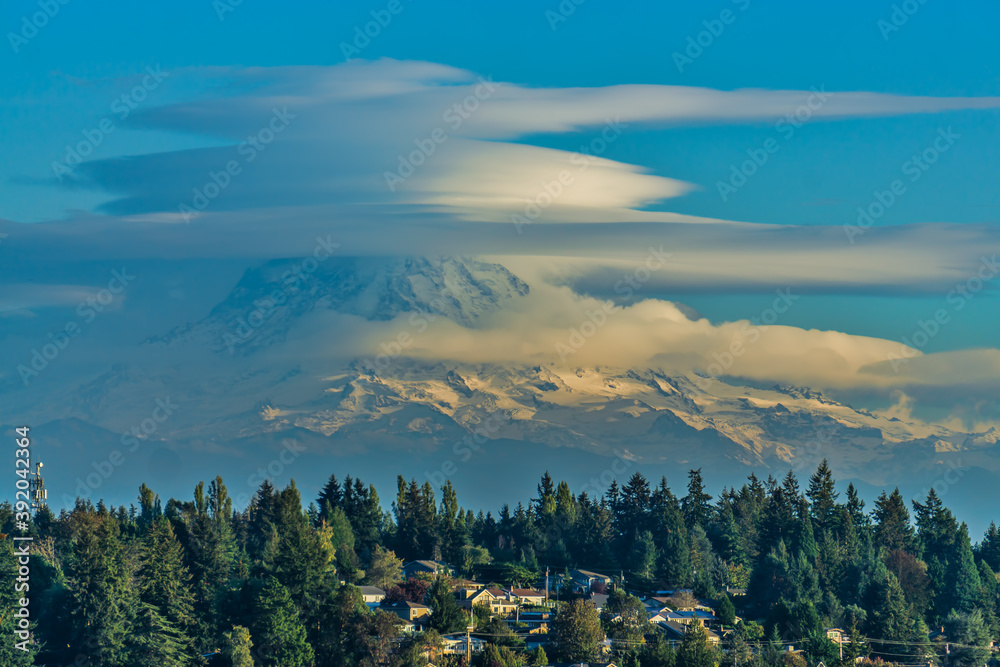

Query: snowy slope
[146,256,529,355]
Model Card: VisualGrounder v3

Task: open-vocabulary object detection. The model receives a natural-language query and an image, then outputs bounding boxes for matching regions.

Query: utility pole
[466,610,473,666]
[545,567,549,604]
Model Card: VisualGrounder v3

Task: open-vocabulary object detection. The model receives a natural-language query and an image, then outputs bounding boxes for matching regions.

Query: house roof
[468,587,496,597]
[358,586,385,596]
[508,588,543,596]
[388,601,431,609]
[586,593,610,608]
[404,560,446,571]
[571,569,612,579]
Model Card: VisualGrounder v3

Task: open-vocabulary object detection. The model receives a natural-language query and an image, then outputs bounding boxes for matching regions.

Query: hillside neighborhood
[17,466,1000,666]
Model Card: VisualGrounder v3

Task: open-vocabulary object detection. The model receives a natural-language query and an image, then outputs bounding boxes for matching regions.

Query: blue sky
[2,0,1000,427]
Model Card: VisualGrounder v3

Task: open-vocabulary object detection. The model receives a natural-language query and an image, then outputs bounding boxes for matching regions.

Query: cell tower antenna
[28,462,47,512]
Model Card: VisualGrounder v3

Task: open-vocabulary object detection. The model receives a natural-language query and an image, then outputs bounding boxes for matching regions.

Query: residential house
[459,587,500,610]
[459,587,519,616]
[654,620,721,645]
[585,592,610,613]
[358,586,385,609]
[676,609,718,627]
[440,633,485,654]
[385,601,432,624]
[569,569,613,594]
[507,587,547,605]
[643,596,673,611]
[487,592,520,616]
[402,560,449,579]
[450,579,484,592]
[516,611,552,633]
[456,587,487,601]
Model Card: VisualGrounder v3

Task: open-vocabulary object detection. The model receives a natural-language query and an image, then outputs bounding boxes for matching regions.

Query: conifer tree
[683,469,713,530]
[951,523,984,613]
[317,474,343,514]
[65,516,133,666]
[427,574,468,633]
[840,619,869,666]
[137,517,199,657]
[806,459,839,536]
[872,488,914,552]
[678,620,718,667]
[977,521,1000,571]
[250,578,315,667]
[222,626,254,667]
[126,602,197,667]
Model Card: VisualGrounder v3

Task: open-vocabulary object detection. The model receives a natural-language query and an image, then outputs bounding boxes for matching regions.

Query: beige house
[460,588,519,616]
[507,588,546,605]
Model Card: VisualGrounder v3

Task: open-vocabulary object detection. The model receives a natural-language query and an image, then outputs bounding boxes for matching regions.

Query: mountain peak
[147,256,528,355]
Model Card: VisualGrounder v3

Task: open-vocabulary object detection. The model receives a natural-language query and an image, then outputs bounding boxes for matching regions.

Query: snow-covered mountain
[22,354,994,487]
[248,360,996,483]
[146,256,529,355]
[9,254,999,516]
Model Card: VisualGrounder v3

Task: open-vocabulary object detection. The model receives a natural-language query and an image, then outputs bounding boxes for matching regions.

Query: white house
[358,586,385,608]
